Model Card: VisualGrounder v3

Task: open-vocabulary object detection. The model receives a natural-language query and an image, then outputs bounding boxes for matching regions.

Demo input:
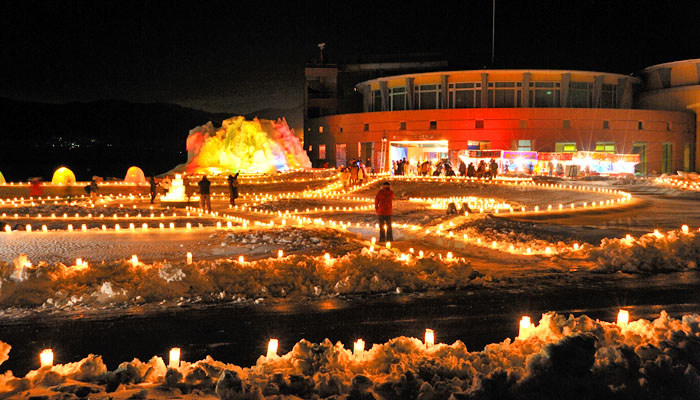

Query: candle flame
[267,339,278,358]
[40,349,53,367]
[617,309,629,326]
[169,347,181,368]
[424,329,435,348]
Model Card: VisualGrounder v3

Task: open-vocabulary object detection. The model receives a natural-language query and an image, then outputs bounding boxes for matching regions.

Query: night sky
[2,0,698,114]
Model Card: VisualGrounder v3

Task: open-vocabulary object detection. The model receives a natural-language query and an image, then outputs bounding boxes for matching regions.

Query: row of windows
[369,81,619,111]
[319,119,660,134]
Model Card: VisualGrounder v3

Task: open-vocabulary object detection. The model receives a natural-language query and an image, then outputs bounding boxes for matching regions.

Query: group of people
[339,159,371,187]
[392,158,498,178]
[147,172,241,213]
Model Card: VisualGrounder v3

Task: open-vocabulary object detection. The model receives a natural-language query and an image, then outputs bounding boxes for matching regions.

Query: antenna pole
[491,0,495,66]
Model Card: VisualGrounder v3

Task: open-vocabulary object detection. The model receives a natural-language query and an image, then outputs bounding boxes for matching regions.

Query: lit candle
[169,347,181,368]
[238,255,245,263]
[131,255,138,266]
[386,242,391,249]
[277,250,284,258]
[424,329,434,348]
[40,349,53,367]
[682,225,689,234]
[518,316,532,339]
[267,339,278,358]
[617,309,629,327]
[76,258,82,266]
[186,252,193,265]
[353,339,365,359]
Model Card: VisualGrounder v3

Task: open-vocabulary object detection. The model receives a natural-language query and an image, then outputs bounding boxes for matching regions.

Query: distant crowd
[392,158,499,179]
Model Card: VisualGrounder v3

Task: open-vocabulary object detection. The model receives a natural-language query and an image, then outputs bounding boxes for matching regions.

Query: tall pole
[491,0,495,66]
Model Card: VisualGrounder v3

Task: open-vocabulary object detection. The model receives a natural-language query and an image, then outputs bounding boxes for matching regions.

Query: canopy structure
[124,166,147,184]
[51,167,76,185]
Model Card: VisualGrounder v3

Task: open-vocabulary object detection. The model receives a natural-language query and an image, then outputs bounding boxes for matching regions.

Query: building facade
[304,63,698,174]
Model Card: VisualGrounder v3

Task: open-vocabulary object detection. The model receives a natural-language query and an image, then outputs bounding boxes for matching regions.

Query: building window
[487,82,521,107]
[595,142,615,153]
[603,120,610,129]
[475,120,484,129]
[335,144,346,167]
[399,121,406,130]
[414,84,442,110]
[449,82,481,108]
[319,126,323,133]
[529,82,560,107]
[308,145,313,152]
[662,143,672,173]
[371,90,382,112]
[340,126,343,133]
[429,121,437,130]
[667,122,671,131]
[563,120,570,129]
[601,84,617,108]
[569,82,592,108]
[517,140,531,151]
[364,124,369,132]
[555,142,577,153]
[390,87,406,111]
[319,144,326,159]
[638,121,643,130]
[632,142,647,174]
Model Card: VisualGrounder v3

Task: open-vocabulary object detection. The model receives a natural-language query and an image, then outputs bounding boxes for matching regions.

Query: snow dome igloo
[123,166,147,184]
[51,167,76,185]
[185,116,311,175]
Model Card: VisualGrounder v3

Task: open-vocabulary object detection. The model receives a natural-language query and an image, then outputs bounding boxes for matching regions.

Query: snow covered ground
[0,172,699,398]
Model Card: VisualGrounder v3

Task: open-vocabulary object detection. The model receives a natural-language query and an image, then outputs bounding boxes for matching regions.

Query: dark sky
[2,0,698,114]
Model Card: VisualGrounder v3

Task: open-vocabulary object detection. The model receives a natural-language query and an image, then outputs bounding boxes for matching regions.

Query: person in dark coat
[489,159,499,178]
[476,160,486,178]
[467,162,476,177]
[445,165,456,176]
[198,176,212,213]
[374,181,394,242]
[227,172,239,206]
[149,176,158,204]
[458,160,467,176]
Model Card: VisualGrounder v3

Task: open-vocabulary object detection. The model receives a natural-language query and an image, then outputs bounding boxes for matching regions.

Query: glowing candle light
[170,222,175,230]
[238,255,245,263]
[682,225,689,234]
[526,248,532,255]
[169,347,181,368]
[324,253,331,261]
[129,223,135,231]
[617,309,629,327]
[4,225,10,233]
[40,349,53,367]
[42,225,48,232]
[186,222,192,230]
[142,223,148,231]
[371,237,376,244]
[386,242,391,249]
[409,248,414,253]
[131,255,138,266]
[573,243,579,250]
[277,249,284,258]
[353,339,365,359]
[76,258,82,266]
[424,329,434,348]
[267,339,278,358]
[518,316,532,338]
[446,252,453,260]
[67,224,73,232]
[186,252,193,265]
[419,250,424,258]
[25,224,31,232]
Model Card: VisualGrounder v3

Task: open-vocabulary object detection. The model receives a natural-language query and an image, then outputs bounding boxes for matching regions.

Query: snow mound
[1,311,698,399]
[591,228,700,273]
[0,249,479,309]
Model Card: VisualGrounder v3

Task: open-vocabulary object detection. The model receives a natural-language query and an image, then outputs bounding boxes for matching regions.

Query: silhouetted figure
[198,176,211,213]
[228,172,239,206]
[149,176,157,203]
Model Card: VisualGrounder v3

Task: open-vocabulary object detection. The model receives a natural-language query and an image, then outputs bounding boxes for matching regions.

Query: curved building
[304,64,697,174]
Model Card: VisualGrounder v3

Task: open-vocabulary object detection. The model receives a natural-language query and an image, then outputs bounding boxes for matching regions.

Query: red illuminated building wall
[304,66,698,174]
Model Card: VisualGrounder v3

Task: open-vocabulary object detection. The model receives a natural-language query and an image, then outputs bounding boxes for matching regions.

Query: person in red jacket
[375,181,394,242]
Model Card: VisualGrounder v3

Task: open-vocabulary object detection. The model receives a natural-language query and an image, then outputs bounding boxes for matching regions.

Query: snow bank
[0,247,479,309]
[1,311,698,399]
[591,228,700,273]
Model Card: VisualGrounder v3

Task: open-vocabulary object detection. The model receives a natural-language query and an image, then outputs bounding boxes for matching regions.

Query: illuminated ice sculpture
[185,116,311,174]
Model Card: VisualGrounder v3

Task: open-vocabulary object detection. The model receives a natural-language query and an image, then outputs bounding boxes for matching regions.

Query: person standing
[149,176,158,204]
[374,181,394,242]
[227,172,239,206]
[198,175,211,213]
[89,178,99,203]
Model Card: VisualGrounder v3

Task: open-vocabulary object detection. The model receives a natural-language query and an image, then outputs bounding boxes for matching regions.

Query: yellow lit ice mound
[51,167,76,185]
[123,166,147,184]
[185,116,311,174]
[0,171,5,184]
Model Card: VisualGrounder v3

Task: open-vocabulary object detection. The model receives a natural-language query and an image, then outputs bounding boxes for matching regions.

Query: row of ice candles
[36,310,634,368]
[3,219,250,233]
